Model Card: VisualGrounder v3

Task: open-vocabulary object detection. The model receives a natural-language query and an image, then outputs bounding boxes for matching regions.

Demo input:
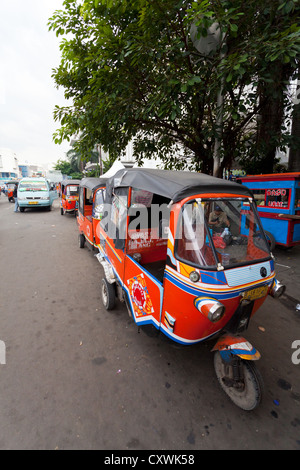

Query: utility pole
[288,77,300,172]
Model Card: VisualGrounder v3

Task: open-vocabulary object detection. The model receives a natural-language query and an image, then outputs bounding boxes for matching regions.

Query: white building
[45,169,63,183]
[0,148,20,180]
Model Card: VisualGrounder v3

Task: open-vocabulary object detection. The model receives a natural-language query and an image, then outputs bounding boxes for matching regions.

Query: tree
[54,159,73,176]
[66,147,99,172]
[49,0,300,176]
[54,146,100,178]
[234,0,298,174]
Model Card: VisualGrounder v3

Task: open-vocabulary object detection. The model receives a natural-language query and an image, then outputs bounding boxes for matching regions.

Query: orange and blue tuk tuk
[95,168,285,410]
[77,177,107,249]
[60,179,81,216]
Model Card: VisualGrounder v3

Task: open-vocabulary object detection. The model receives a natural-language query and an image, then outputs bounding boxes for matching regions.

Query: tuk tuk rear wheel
[264,230,276,251]
[213,351,263,411]
[101,278,116,310]
[78,234,85,248]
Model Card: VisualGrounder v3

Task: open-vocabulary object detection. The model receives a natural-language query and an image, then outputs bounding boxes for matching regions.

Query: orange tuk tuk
[95,168,285,410]
[60,179,81,216]
[77,177,107,249]
[7,181,18,202]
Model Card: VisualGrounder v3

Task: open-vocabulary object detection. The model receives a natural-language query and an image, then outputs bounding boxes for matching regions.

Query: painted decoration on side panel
[127,273,154,318]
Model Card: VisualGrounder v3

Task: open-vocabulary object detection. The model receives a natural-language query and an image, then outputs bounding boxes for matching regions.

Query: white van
[17,177,57,212]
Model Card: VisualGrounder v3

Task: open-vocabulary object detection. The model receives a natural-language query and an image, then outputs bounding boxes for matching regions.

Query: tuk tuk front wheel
[101,278,116,310]
[213,351,263,411]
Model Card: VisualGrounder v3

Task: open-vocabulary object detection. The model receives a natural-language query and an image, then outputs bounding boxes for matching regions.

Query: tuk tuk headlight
[194,297,225,323]
[270,279,286,298]
[189,271,200,282]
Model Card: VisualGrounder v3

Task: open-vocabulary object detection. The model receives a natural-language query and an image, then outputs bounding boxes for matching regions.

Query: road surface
[0,195,299,450]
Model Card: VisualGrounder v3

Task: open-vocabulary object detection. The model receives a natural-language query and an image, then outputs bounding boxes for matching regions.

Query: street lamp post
[190,22,224,176]
[97,144,103,176]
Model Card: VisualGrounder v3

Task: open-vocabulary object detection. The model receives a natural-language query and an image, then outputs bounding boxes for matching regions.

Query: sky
[0,0,71,169]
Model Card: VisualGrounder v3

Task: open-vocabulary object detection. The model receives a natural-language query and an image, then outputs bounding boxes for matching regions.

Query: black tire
[78,234,85,248]
[264,230,276,251]
[101,278,116,310]
[214,351,263,411]
[20,207,25,212]
[61,208,64,215]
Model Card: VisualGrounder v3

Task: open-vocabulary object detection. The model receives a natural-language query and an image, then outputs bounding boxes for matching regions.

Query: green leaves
[188,76,201,85]
[277,0,295,14]
[48,0,300,174]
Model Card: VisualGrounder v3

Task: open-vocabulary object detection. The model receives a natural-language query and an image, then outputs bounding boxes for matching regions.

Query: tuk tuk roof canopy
[79,177,107,192]
[110,168,253,202]
[61,179,81,187]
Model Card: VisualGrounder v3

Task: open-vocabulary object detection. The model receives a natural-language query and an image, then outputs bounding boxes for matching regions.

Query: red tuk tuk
[60,179,81,216]
[7,181,19,202]
[77,177,107,249]
[95,168,285,410]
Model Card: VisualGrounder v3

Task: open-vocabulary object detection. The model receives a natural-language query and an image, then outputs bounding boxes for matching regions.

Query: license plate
[243,285,268,301]
[28,201,38,205]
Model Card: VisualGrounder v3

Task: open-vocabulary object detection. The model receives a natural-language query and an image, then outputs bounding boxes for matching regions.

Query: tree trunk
[256,94,284,172]
[288,78,300,172]
[255,62,288,173]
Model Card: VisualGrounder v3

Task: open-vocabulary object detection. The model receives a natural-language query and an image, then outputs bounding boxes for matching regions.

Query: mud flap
[212,334,261,362]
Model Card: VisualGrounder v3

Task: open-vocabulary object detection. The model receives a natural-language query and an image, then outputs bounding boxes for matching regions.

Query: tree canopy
[49,0,300,175]
[54,147,99,178]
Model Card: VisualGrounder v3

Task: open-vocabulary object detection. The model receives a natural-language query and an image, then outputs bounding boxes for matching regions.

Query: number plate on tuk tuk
[242,285,269,301]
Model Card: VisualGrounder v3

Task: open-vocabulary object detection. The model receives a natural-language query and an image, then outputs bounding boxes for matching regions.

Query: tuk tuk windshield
[176,199,271,269]
[66,185,79,196]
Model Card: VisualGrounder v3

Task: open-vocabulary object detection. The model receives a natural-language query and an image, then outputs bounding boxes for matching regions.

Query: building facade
[0,148,20,180]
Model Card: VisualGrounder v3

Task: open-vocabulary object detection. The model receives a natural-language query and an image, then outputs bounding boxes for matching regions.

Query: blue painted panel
[259,217,288,244]
[292,223,300,243]
[243,181,294,190]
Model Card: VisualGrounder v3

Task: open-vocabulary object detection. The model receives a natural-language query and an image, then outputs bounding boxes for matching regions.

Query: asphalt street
[0,195,300,450]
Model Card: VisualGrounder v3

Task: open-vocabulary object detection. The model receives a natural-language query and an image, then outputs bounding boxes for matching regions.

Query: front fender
[212,334,261,361]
